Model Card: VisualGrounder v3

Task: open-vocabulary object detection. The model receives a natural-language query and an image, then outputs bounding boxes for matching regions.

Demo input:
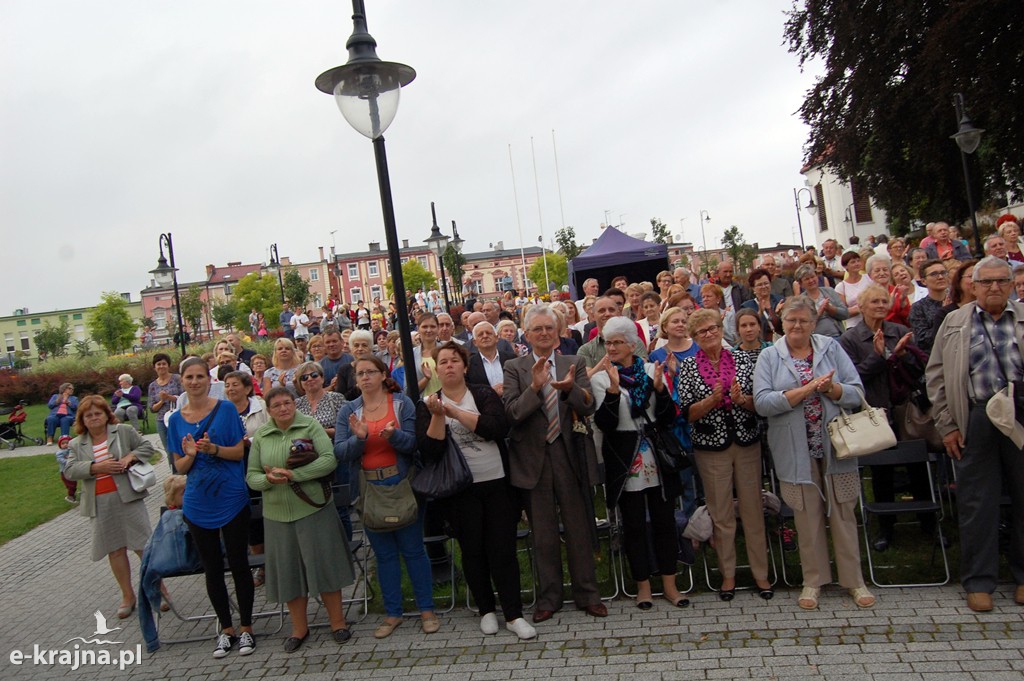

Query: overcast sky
[1,0,820,314]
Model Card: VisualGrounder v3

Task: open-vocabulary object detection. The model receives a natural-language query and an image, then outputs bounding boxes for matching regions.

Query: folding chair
[858,439,950,588]
[335,484,372,622]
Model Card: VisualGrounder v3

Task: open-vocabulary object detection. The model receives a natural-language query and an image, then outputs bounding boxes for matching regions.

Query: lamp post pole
[951,92,985,256]
[150,233,187,359]
[451,220,464,305]
[269,243,285,304]
[316,0,419,402]
[425,201,452,311]
[699,210,711,275]
[843,203,857,239]
[792,187,817,250]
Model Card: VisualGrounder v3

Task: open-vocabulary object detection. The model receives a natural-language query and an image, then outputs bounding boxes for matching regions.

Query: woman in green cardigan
[247,387,355,654]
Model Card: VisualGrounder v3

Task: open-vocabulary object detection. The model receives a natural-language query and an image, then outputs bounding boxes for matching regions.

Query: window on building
[16,320,25,327]
[309,269,319,281]
[497,276,515,292]
[400,257,408,265]
[350,287,363,303]
[72,313,83,320]
[370,285,383,301]
[31,318,40,325]
[313,294,323,308]
[59,315,68,322]
[466,280,483,295]
[74,324,85,340]
[347,263,359,279]
[153,309,167,330]
[814,184,828,232]
[850,181,873,223]
[368,261,379,277]
[19,332,29,351]
[417,255,429,268]
[4,334,13,353]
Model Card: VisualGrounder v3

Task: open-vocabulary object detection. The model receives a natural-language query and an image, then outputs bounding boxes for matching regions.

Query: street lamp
[149,233,187,359]
[268,243,285,304]
[842,202,857,238]
[951,92,985,256]
[792,187,817,249]
[316,0,419,401]
[451,220,464,304]
[699,210,711,275]
[424,201,452,311]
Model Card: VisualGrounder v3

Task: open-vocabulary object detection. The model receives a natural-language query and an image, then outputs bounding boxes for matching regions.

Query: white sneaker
[237,632,255,656]
[212,633,233,659]
[479,612,499,635]
[506,618,537,640]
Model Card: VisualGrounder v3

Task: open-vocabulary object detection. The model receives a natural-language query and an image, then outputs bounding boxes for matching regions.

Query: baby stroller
[0,402,43,450]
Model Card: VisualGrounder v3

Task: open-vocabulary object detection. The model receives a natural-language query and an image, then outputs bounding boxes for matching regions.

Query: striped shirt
[969,304,1023,401]
[92,441,117,495]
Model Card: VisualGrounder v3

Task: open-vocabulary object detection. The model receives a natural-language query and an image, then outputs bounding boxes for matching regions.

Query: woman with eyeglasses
[740,268,783,341]
[793,263,849,338]
[334,356,438,638]
[929,259,978,343]
[334,329,377,400]
[676,307,771,601]
[753,296,874,611]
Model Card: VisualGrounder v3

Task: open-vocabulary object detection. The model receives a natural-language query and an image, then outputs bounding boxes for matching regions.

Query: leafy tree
[88,292,138,355]
[442,245,466,301]
[140,316,157,332]
[385,259,437,298]
[74,339,91,358]
[674,253,691,269]
[282,269,312,310]
[179,285,206,340]
[555,226,584,260]
[527,252,568,291]
[232,273,283,330]
[720,226,758,273]
[649,217,672,245]
[785,0,1023,232]
[211,300,238,331]
[34,319,71,359]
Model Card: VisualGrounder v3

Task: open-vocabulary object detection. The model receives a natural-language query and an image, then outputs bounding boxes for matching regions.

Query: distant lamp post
[268,243,285,304]
[951,92,985,255]
[842,202,857,237]
[451,220,464,303]
[149,233,187,359]
[424,201,452,311]
[316,0,419,401]
[538,235,551,293]
[792,188,817,249]
[699,210,711,273]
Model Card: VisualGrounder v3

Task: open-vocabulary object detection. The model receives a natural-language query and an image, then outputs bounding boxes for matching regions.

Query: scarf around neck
[613,355,653,418]
[695,347,736,409]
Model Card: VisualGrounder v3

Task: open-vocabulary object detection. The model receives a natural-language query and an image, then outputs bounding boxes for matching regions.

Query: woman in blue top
[168,357,254,659]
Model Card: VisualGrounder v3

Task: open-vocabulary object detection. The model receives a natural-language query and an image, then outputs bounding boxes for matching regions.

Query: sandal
[252,567,265,588]
[849,586,875,608]
[798,586,819,610]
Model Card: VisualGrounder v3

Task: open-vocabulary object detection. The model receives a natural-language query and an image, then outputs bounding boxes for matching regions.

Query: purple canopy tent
[567,227,669,300]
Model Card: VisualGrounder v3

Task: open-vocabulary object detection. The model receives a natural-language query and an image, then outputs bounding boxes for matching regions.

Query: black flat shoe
[665,596,690,608]
[758,587,775,600]
[331,627,352,644]
[636,599,654,610]
[719,588,735,602]
[283,631,309,653]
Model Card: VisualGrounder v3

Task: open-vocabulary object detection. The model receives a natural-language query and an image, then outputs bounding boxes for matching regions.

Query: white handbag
[126,460,157,492]
[826,389,897,460]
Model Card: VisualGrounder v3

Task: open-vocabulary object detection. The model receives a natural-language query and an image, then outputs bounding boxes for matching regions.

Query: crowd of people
[54,215,1024,660]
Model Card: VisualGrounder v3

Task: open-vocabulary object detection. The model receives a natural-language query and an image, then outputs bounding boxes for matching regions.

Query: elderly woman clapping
[753,296,875,611]
[590,317,690,610]
[676,308,772,601]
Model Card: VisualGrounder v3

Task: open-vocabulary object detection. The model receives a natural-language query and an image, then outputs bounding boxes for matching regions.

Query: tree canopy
[385,259,437,298]
[555,226,584,260]
[785,0,1024,231]
[527,252,568,291]
[720,226,758,273]
[649,218,672,245]
[232,273,283,330]
[441,245,466,296]
[88,292,137,355]
[282,269,312,310]
[179,285,206,339]
[34,320,71,359]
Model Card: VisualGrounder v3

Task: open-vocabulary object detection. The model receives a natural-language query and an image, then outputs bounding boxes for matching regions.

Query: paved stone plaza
[2,439,1022,680]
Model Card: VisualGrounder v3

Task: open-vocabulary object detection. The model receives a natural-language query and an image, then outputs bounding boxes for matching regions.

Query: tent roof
[571,227,668,268]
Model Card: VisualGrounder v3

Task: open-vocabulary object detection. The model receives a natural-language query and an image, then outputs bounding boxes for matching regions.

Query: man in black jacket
[467,322,515,395]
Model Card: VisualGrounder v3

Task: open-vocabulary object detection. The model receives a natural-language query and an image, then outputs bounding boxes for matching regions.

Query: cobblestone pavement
[2,455,1022,680]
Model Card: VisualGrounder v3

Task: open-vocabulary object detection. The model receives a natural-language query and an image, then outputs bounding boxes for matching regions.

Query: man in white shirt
[436,313,464,345]
[291,309,311,339]
[821,239,844,281]
[467,321,514,395]
[575,278,600,322]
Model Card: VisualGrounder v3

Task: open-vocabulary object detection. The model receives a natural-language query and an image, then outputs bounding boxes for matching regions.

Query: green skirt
[264,504,355,603]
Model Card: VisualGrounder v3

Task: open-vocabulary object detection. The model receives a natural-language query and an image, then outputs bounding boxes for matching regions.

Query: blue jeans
[156,418,175,473]
[45,415,73,439]
[364,489,434,617]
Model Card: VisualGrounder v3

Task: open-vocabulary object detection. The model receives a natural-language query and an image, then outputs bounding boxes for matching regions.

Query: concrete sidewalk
[1,462,1022,680]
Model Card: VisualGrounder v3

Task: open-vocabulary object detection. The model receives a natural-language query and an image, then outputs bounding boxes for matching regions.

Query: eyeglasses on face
[783,318,813,327]
[974,278,1011,288]
[694,325,721,337]
[298,371,321,382]
[356,369,381,378]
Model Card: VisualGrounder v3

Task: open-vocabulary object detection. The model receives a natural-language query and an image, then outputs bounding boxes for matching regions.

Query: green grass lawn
[0,454,75,545]
[12,402,154,446]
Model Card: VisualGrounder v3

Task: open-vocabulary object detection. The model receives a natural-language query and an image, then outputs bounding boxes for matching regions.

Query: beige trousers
[779,457,865,589]
[694,442,769,581]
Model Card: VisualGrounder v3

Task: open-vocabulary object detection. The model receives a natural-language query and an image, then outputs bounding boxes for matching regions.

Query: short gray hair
[523,303,558,331]
[472,320,496,338]
[118,374,133,384]
[975,255,1012,278]
[864,254,891,276]
[780,295,820,324]
[793,264,817,281]
[349,329,373,346]
[601,316,639,346]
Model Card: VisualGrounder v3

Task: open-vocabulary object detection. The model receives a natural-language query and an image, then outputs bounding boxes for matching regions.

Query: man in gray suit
[503,304,605,622]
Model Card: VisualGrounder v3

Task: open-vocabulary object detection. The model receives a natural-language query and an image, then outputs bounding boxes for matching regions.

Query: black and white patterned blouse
[676,348,760,451]
[296,391,348,432]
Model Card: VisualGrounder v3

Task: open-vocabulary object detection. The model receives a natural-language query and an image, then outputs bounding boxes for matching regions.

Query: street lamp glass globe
[332,68,403,140]
[952,125,984,155]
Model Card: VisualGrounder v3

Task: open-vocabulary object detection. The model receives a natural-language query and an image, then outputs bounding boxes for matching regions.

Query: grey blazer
[502,353,595,490]
[65,424,156,518]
